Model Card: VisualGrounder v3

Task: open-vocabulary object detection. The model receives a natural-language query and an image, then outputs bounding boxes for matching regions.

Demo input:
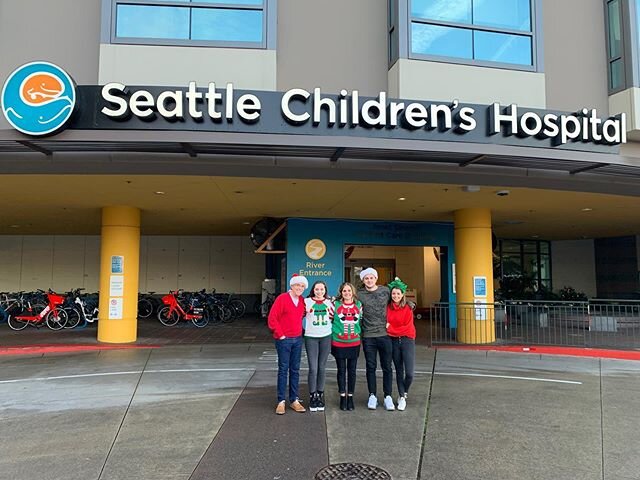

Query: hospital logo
[305,239,326,260]
[1,62,76,136]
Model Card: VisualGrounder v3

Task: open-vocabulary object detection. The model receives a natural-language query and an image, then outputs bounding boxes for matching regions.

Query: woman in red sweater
[268,274,308,415]
[386,277,416,411]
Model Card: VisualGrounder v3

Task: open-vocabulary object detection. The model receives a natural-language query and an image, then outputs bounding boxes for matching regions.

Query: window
[606,0,626,91]
[498,239,552,295]
[110,0,271,48]
[407,0,539,70]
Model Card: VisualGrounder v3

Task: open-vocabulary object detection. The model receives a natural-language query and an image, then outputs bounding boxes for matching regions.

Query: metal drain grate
[314,463,392,480]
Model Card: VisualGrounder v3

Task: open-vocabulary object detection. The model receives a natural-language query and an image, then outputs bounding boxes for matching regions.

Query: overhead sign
[0,63,626,151]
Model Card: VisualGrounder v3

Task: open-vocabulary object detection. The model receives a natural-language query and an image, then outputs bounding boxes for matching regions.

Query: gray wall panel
[0,0,101,128]
[276,0,388,96]
[543,0,609,113]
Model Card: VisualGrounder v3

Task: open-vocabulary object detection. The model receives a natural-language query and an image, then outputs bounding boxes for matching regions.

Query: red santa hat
[289,273,309,289]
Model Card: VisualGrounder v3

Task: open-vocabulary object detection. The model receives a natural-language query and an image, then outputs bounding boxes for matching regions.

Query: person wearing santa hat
[358,267,395,411]
[268,273,309,415]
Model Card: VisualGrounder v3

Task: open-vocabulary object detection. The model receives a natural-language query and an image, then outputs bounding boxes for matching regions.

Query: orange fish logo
[1,62,76,136]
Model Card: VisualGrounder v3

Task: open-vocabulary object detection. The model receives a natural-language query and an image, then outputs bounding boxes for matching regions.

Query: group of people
[267,268,416,415]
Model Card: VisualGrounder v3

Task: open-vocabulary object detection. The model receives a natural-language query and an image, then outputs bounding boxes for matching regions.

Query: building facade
[1,0,639,343]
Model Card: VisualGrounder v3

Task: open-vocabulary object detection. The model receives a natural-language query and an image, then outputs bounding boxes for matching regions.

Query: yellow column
[97,206,140,343]
[454,208,495,344]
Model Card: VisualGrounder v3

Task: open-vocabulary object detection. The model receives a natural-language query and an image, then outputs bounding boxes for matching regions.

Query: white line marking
[431,372,582,385]
[0,368,582,386]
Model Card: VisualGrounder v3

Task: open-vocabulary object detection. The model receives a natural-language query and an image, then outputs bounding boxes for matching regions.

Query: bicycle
[157,290,208,327]
[254,288,276,317]
[8,289,68,331]
[138,292,161,319]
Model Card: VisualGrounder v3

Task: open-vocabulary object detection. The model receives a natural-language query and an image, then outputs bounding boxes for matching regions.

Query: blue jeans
[275,336,303,403]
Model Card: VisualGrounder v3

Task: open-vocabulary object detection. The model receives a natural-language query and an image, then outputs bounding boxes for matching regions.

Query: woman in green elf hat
[386,277,416,411]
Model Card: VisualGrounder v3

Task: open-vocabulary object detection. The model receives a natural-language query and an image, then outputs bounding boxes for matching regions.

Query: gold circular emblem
[305,239,326,260]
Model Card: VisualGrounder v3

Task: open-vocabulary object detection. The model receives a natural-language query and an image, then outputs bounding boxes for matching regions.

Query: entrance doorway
[343,245,442,309]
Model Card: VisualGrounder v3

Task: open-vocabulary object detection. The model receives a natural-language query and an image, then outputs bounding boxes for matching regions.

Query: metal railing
[428,299,640,349]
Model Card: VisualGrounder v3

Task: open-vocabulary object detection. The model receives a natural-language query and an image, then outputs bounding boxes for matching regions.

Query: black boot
[347,395,354,411]
[309,392,318,412]
[339,395,347,411]
[317,391,325,411]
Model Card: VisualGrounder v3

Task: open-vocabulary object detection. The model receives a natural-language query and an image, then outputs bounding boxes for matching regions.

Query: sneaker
[317,391,325,412]
[276,401,285,415]
[397,396,406,411]
[309,393,318,412]
[290,399,306,413]
[367,394,378,410]
[384,395,395,411]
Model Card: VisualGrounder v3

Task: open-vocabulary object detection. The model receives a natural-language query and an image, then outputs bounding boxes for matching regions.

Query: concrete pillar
[454,208,495,344]
[97,206,140,343]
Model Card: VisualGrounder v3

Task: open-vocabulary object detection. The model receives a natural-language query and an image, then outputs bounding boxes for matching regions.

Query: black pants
[362,336,393,397]
[391,336,415,396]
[335,357,358,394]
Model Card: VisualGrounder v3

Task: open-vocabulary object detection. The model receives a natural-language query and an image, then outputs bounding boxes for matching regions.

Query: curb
[436,345,640,361]
[0,344,160,356]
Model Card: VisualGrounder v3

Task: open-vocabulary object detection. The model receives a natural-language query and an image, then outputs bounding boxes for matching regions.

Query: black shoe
[309,392,318,412]
[347,395,354,411]
[317,391,325,411]
[339,395,347,411]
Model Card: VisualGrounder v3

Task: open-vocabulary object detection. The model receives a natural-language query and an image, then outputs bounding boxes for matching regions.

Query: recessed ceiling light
[581,208,593,212]
[8,224,20,228]
[154,191,165,195]
[398,197,406,201]
[242,221,251,225]
[234,191,244,194]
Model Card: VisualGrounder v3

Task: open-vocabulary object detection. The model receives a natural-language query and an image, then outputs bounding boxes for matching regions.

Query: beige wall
[551,239,597,298]
[543,0,609,113]
[389,59,546,108]
[0,235,263,294]
[277,0,388,95]
[99,45,277,90]
[0,0,101,129]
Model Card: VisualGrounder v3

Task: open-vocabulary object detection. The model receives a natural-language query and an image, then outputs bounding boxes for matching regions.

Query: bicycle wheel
[8,315,30,331]
[221,305,233,323]
[206,304,223,324]
[46,309,68,330]
[137,298,153,319]
[192,309,210,328]
[229,299,246,318]
[157,306,180,326]
[64,307,82,329]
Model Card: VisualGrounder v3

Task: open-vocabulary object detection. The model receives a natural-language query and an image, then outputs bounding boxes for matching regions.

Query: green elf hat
[388,277,408,293]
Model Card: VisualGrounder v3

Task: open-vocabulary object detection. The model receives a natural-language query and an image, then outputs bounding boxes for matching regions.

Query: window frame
[498,239,552,293]
[104,0,276,49]
[401,0,544,72]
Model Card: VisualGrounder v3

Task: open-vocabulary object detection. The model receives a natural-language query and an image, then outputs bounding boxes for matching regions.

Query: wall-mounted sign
[110,275,124,297]
[111,255,124,274]
[108,297,123,320]
[473,276,487,297]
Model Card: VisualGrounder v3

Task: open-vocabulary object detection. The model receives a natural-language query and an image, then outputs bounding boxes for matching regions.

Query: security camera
[496,190,510,197]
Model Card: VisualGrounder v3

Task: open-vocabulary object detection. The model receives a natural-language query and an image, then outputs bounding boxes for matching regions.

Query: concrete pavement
[0,345,639,480]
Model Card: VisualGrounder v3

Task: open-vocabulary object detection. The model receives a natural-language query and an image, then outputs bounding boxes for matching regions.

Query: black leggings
[336,357,358,394]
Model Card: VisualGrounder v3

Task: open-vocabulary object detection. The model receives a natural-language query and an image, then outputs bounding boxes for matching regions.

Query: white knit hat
[289,273,309,289]
[359,267,378,281]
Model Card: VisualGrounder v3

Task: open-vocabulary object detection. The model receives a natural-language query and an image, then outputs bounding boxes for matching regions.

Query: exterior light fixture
[581,208,593,212]
[462,185,480,193]
[398,197,406,201]
[154,191,165,195]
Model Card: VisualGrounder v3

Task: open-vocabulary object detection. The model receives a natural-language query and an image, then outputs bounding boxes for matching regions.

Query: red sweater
[386,303,416,339]
[268,292,305,339]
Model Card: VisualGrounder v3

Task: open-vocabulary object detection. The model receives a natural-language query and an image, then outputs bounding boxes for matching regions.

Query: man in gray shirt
[358,267,395,411]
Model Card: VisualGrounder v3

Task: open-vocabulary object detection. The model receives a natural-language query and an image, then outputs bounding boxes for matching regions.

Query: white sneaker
[367,394,378,410]
[384,395,395,411]
[397,396,406,411]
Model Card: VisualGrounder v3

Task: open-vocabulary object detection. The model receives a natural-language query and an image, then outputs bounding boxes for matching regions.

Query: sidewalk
[1,345,639,479]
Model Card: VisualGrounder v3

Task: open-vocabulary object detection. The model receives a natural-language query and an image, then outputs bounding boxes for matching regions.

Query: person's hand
[386,322,390,329]
[279,335,286,340]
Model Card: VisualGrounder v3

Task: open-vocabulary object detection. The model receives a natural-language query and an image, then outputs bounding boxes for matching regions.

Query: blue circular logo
[1,62,76,136]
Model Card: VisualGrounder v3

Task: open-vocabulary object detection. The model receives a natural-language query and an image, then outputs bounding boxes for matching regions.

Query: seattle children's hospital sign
[0,62,627,151]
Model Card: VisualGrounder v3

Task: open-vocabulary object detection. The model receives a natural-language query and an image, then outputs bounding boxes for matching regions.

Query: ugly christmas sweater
[304,298,334,337]
[331,300,362,348]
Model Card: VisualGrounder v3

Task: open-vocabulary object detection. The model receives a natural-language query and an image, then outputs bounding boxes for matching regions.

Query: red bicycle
[8,289,68,331]
[157,290,208,327]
